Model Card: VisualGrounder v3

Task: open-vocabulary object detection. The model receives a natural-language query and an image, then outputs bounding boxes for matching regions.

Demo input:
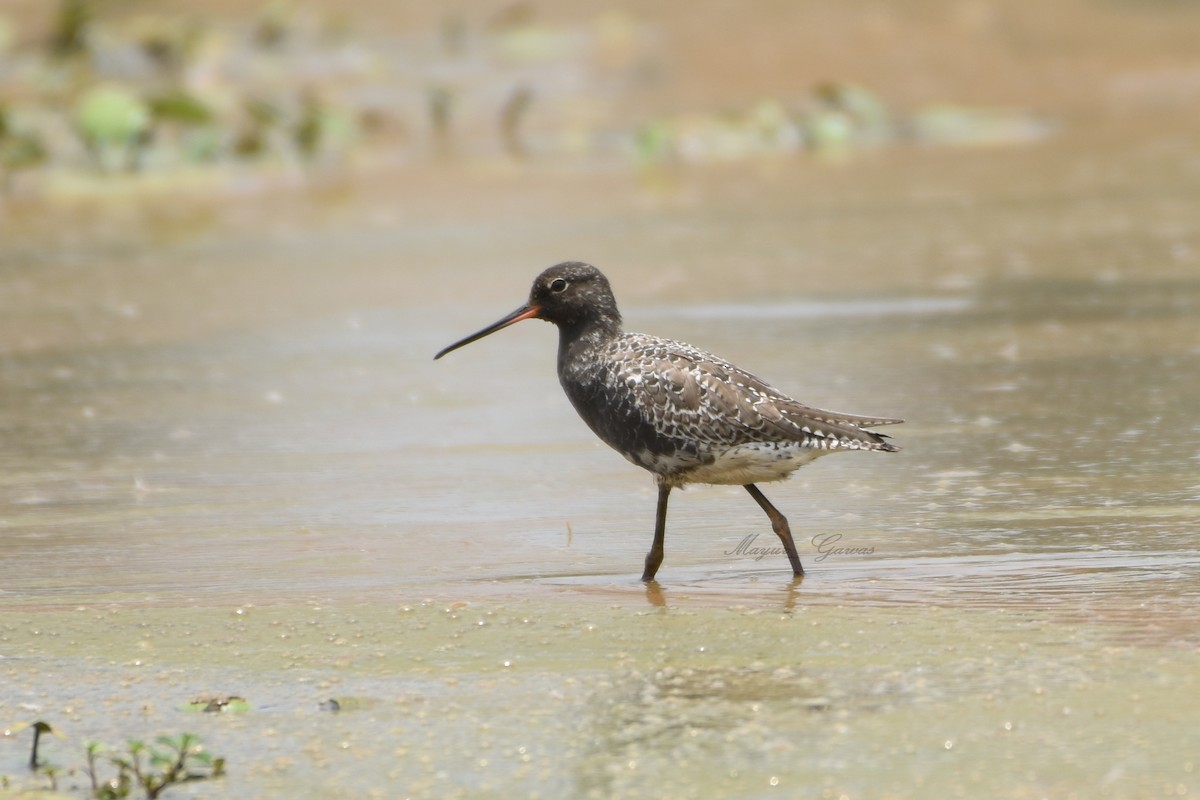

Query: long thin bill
[434,304,542,360]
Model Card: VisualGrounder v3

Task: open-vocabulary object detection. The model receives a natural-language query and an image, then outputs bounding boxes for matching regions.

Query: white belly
[642,442,828,487]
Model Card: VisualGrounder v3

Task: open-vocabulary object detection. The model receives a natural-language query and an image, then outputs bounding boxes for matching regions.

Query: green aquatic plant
[429,85,454,153]
[8,719,65,770]
[6,721,224,799]
[253,0,295,49]
[233,97,283,158]
[133,18,205,79]
[182,695,250,713]
[76,85,152,172]
[50,0,93,58]
[30,720,55,769]
[147,91,214,128]
[3,720,66,792]
[86,733,225,800]
[0,106,48,190]
[294,92,323,159]
[146,91,219,164]
[500,85,533,157]
[0,1,1052,190]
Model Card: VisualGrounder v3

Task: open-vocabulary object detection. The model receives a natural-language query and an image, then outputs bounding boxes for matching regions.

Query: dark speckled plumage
[435,262,902,581]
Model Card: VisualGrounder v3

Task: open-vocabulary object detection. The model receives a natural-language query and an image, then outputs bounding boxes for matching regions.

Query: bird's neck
[556,316,621,369]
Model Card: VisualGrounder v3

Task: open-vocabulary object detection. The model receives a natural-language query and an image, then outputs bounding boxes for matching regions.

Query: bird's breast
[557,349,702,472]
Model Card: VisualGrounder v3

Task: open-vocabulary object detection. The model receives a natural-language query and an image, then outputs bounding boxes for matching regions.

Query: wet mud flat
[4,597,1198,798]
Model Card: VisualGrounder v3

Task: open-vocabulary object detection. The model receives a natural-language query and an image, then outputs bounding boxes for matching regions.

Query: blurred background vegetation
[5,0,1195,200]
[2,0,1200,297]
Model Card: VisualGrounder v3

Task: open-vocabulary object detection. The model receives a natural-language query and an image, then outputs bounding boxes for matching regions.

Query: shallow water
[4,2,1200,797]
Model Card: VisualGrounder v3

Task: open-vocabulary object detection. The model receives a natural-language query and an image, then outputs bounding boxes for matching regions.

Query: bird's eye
[550,278,568,293]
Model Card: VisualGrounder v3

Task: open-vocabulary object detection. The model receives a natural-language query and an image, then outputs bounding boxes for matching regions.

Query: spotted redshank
[435,262,901,581]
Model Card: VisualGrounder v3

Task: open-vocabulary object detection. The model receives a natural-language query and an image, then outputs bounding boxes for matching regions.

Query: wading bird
[435,262,901,581]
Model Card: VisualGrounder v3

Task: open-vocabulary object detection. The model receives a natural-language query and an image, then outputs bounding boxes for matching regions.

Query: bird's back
[558,331,900,486]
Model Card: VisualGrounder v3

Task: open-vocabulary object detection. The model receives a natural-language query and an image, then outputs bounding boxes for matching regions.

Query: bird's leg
[642,483,671,581]
[744,484,804,577]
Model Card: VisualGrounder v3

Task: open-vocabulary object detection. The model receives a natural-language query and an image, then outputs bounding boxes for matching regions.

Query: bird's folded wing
[608,337,901,452]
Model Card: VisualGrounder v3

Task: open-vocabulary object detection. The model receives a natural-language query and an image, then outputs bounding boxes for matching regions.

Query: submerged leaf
[148,92,214,126]
[77,85,150,144]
